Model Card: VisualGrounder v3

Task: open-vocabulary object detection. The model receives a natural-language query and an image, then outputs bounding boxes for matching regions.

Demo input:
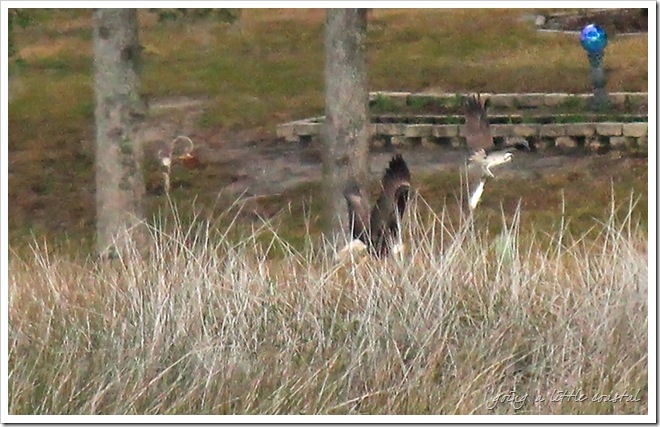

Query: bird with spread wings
[338,154,411,260]
[463,94,530,210]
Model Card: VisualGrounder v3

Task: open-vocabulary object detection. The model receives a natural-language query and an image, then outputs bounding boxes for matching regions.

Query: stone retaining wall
[276,92,648,152]
[367,91,647,111]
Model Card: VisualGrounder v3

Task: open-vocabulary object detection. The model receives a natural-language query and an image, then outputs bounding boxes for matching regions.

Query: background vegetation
[7,8,648,247]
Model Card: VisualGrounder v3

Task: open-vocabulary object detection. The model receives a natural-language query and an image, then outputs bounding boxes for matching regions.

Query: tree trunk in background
[94,9,146,258]
[322,9,369,241]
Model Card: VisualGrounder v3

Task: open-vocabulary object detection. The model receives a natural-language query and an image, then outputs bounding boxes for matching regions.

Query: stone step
[278,92,648,152]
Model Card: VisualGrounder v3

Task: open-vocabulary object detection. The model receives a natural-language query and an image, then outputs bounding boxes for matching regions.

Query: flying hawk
[463,94,530,210]
[338,154,411,260]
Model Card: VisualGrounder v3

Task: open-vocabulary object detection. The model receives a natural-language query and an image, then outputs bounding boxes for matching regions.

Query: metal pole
[580,24,609,111]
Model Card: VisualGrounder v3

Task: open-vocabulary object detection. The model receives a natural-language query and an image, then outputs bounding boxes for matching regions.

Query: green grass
[125,153,647,262]
[371,93,399,113]
[8,194,648,415]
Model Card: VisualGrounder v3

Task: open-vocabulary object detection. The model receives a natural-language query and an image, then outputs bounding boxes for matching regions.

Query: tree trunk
[93,9,146,258]
[322,8,369,241]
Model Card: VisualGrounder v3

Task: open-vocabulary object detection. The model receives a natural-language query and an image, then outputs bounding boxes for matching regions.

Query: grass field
[7,8,649,416]
[8,195,648,415]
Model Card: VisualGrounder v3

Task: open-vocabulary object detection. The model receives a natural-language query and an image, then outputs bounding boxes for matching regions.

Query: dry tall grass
[8,195,647,415]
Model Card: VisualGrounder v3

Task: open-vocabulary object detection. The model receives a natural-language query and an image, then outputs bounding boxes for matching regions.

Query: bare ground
[143,95,647,201]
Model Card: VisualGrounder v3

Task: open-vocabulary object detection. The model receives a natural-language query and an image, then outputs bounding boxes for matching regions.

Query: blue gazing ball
[580,24,608,53]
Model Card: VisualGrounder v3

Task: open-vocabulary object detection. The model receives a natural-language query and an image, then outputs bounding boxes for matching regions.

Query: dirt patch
[143,94,646,201]
[141,97,324,198]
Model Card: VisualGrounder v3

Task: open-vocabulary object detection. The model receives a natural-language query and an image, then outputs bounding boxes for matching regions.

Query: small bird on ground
[462,94,530,210]
[338,154,411,260]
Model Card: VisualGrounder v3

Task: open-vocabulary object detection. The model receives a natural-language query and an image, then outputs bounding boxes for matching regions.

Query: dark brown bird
[342,154,411,258]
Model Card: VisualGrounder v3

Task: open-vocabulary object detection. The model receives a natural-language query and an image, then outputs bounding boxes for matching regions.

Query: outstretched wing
[463,151,488,211]
[463,94,493,151]
[370,154,411,256]
[343,179,371,245]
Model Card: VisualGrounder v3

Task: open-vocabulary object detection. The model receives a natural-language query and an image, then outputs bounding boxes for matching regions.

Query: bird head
[485,151,514,167]
[505,138,531,151]
[514,140,531,151]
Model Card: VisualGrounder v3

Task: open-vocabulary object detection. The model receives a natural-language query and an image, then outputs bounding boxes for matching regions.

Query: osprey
[339,154,411,260]
[463,94,530,209]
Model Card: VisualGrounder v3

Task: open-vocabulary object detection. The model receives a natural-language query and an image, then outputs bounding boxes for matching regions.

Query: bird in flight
[462,94,530,210]
[338,154,411,260]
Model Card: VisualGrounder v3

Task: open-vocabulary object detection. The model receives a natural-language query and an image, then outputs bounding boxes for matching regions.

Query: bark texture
[322,9,369,240]
[94,9,146,258]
